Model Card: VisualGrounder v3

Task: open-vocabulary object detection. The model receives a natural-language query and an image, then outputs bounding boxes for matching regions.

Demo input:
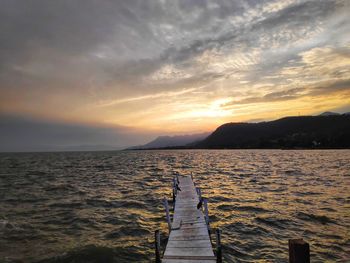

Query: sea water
[0,150,349,262]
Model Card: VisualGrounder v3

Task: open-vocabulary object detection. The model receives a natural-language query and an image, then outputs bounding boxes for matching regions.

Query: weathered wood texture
[162,176,216,263]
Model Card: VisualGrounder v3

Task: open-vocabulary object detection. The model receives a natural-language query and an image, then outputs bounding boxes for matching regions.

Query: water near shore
[0,150,349,262]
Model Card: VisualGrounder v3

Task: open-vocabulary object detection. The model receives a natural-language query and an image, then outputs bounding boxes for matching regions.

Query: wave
[105,226,150,239]
[255,216,291,228]
[34,245,145,263]
[1,150,349,262]
[296,212,334,224]
[217,204,269,213]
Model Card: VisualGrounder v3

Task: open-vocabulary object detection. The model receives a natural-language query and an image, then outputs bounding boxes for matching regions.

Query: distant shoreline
[124,146,350,151]
[2,148,350,154]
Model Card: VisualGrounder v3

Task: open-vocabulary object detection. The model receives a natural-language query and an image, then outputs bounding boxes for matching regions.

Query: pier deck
[158,173,311,262]
[162,176,216,263]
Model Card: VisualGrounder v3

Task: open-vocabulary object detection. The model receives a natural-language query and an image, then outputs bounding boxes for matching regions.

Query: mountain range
[127,132,210,150]
[196,114,350,149]
[128,112,350,149]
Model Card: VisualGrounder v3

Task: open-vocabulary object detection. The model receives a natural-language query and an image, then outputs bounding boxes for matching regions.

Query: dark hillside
[195,115,350,149]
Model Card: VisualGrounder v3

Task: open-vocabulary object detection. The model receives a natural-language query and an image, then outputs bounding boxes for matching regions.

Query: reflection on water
[0,150,349,262]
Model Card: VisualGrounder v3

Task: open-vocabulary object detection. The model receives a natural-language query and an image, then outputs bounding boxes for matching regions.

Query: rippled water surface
[0,150,349,262]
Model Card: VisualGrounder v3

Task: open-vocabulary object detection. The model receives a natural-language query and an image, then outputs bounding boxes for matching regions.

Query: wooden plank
[163,255,216,260]
[162,260,216,263]
[180,219,206,224]
[169,229,210,238]
[172,212,202,218]
[167,240,213,248]
[170,235,211,241]
[164,248,215,257]
[178,223,207,229]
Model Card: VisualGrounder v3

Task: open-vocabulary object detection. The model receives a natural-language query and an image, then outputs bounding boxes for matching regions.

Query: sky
[0,0,349,151]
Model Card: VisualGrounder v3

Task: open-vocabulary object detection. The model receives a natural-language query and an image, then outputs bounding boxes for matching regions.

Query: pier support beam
[155,230,161,263]
[172,188,175,205]
[163,198,171,232]
[203,198,209,227]
[172,177,177,207]
[216,229,222,263]
[289,239,310,263]
[173,177,177,195]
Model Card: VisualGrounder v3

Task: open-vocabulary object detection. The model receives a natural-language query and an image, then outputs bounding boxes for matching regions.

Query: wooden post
[163,198,171,232]
[173,177,177,197]
[196,187,202,201]
[155,230,161,263]
[203,198,209,226]
[289,239,310,263]
[175,173,179,184]
[216,229,222,263]
[172,188,175,205]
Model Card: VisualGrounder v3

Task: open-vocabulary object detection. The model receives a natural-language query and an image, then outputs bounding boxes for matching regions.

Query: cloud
[279,46,350,80]
[309,79,350,96]
[0,0,349,138]
[2,0,343,91]
[222,79,350,108]
[96,87,199,107]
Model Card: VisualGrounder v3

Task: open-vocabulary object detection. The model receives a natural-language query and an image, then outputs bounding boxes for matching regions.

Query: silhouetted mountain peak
[319,111,340,116]
[127,132,210,149]
[195,115,350,149]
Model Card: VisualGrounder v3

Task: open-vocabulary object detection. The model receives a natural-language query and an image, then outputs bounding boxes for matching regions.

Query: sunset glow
[0,0,349,149]
[1,4,350,263]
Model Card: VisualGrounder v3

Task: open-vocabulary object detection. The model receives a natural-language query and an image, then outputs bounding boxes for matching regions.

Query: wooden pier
[155,172,311,262]
[156,173,220,263]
